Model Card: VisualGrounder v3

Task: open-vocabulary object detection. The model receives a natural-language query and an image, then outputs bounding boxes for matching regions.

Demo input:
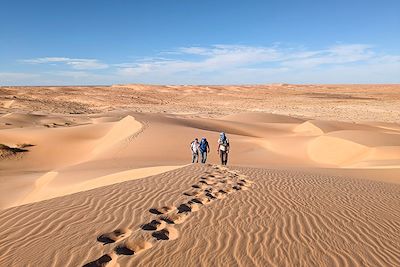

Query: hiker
[190,138,200,163]
[217,132,230,165]
[199,137,210,163]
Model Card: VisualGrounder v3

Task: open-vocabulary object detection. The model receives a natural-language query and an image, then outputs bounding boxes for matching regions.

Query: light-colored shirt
[191,141,199,153]
[218,138,229,151]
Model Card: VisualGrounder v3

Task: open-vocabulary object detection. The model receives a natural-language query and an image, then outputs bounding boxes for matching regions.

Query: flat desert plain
[0,84,399,266]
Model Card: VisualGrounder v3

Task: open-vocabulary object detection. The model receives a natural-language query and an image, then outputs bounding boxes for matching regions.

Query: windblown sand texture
[0,165,398,266]
[0,84,399,266]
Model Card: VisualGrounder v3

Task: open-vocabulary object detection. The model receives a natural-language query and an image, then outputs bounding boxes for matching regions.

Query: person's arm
[207,143,210,153]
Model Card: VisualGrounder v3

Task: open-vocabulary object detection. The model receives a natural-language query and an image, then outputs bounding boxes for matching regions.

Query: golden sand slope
[0,165,398,266]
[1,85,399,267]
[0,114,183,208]
[1,112,400,209]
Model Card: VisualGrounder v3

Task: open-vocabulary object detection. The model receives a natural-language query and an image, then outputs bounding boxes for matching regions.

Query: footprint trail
[83,165,253,266]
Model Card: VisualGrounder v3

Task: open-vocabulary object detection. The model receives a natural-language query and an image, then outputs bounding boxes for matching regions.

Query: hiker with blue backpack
[217,132,230,165]
[199,137,210,163]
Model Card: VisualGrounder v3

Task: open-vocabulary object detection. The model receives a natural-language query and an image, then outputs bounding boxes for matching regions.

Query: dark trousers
[220,151,228,165]
[200,151,208,163]
[192,152,199,163]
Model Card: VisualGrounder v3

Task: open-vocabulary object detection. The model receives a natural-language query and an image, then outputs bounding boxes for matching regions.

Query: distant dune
[1,84,400,122]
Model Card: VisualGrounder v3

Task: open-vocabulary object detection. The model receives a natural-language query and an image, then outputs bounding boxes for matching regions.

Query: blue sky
[1,0,399,85]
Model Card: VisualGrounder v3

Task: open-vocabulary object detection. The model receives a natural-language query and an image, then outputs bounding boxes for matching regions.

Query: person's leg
[195,152,199,163]
[192,152,195,163]
[219,151,224,165]
[203,152,207,163]
[224,152,228,165]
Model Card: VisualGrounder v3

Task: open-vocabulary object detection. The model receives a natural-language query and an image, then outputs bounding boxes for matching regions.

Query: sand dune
[0,165,398,266]
[15,166,183,207]
[222,112,305,123]
[307,136,368,166]
[0,115,181,208]
[91,115,142,157]
[0,84,399,266]
[294,120,378,136]
[2,84,399,122]
[1,111,400,210]
[0,112,83,128]
[2,100,14,108]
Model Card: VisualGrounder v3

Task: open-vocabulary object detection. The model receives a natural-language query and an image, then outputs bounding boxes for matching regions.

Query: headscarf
[220,132,226,141]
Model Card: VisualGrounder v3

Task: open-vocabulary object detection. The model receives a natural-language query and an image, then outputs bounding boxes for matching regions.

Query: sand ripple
[0,165,398,266]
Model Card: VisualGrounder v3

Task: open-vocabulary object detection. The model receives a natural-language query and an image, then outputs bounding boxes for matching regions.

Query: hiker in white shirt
[190,138,200,163]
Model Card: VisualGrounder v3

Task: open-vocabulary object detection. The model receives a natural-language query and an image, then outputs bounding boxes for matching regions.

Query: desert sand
[0,84,399,266]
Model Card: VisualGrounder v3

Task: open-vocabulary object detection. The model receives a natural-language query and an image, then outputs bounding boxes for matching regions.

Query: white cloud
[115,43,399,83]
[21,57,108,70]
[281,44,375,68]
[116,45,282,77]
[11,44,400,84]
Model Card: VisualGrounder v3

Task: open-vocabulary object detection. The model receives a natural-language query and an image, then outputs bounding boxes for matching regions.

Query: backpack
[219,137,229,151]
[200,139,208,152]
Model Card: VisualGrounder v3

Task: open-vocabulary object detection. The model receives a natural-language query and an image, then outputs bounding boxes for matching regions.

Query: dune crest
[307,135,369,166]
[3,100,14,108]
[91,115,142,156]
[294,121,325,135]
[13,165,184,208]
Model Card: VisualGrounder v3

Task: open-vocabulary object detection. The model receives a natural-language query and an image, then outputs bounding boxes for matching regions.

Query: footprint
[199,180,215,186]
[141,220,167,231]
[183,190,201,197]
[189,196,211,205]
[232,185,242,191]
[83,252,118,267]
[115,239,153,255]
[149,206,176,215]
[218,188,233,195]
[97,228,132,244]
[213,191,227,199]
[239,179,254,186]
[160,212,189,224]
[223,179,234,185]
[237,181,251,188]
[204,188,217,194]
[205,192,217,200]
[218,166,229,172]
[152,226,179,241]
[177,202,200,213]
[191,183,207,189]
